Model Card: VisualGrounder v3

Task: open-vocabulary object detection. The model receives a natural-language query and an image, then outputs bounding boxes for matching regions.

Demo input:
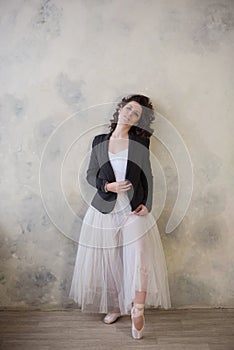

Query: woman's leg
[133,291,146,330]
[131,238,148,331]
[103,247,122,323]
[122,214,151,335]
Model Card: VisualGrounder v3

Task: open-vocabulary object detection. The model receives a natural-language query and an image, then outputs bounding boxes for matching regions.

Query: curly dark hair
[109,94,155,138]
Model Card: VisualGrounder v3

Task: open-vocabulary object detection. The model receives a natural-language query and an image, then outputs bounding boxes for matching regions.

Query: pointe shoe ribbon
[131,303,145,340]
[103,312,121,324]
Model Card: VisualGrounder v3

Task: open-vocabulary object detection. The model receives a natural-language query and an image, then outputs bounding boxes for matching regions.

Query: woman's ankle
[133,302,144,310]
[131,304,145,331]
[112,307,120,313]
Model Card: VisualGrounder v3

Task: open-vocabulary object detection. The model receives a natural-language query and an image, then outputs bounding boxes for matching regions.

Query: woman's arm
[86,136,107,193]
[86,137,99,188]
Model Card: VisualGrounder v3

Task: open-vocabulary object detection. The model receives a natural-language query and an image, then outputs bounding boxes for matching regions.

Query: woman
[69,94,171,339]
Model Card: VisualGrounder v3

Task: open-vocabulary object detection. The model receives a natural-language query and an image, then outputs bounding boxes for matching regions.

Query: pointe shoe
[103,312,121,324]
[131,303,145,339]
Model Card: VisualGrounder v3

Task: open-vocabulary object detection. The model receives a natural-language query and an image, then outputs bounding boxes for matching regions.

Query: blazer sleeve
[86,136,107,193]
[141,137,153,212]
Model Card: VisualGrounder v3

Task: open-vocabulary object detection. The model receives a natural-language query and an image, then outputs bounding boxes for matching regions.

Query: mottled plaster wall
[0,0,234,309]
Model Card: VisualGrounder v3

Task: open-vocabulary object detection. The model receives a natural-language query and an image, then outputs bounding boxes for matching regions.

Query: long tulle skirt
[69,204,171,315]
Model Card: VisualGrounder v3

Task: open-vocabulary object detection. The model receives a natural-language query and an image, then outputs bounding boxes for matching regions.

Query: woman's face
[118,101,142,127]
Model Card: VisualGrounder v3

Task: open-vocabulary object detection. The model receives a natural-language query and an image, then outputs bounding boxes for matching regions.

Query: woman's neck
[111,124,130,139]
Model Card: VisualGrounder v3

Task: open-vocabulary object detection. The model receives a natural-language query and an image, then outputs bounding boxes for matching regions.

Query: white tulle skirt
[69,196,171,315]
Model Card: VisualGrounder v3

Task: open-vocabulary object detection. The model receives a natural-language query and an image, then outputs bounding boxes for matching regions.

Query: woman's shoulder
[131,132,150,148]
[92,133,110,146]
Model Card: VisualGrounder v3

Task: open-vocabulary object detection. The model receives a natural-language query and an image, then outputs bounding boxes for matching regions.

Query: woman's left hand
[134,204,149,216]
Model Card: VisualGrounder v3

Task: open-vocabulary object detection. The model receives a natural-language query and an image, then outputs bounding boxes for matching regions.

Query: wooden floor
[0,308,234,350]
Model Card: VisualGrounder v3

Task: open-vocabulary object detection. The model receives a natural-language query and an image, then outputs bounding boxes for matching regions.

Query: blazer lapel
[125,131,135,181]
[104,130,137,182]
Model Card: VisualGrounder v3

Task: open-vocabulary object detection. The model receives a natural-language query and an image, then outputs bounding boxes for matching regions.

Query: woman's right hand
[106,180,132,193]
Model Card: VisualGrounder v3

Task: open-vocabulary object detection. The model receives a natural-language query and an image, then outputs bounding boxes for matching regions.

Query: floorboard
[0,308,233,350]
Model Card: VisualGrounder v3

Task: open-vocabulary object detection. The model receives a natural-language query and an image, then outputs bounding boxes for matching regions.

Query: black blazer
[86,130,153,214]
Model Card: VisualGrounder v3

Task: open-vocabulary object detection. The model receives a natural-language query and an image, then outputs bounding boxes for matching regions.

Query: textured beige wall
[0,0,234,309]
